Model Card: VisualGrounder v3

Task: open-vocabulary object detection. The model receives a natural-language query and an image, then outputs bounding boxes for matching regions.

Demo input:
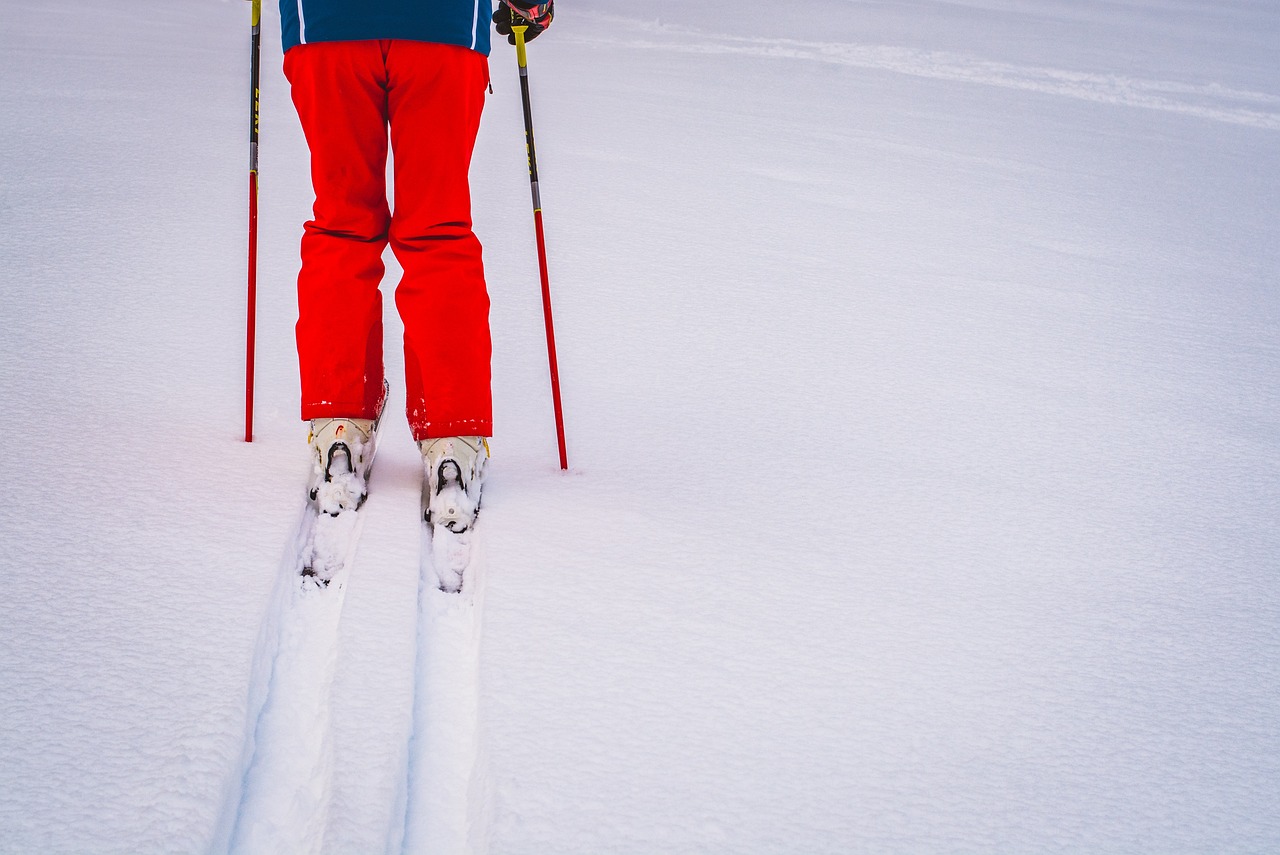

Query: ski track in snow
[212,494,492,855]
[398,526,492,855]
[570,18,1280,130]
[215,503,366,855]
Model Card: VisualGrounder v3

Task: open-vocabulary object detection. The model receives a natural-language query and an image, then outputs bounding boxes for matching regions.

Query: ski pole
[244,0,262,442]
[512,21,568,470]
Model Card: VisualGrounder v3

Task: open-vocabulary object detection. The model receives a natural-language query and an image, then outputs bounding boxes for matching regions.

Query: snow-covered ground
[2,0,1278,852]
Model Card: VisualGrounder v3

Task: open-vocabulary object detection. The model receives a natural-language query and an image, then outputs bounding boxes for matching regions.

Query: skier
[280,0,553,532]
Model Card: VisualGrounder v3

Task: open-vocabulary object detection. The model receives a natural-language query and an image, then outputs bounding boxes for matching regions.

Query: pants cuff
[410,417,492,442]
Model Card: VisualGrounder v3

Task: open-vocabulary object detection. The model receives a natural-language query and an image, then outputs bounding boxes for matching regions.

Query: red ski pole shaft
[244,0,262,442]
[513,23,568,470]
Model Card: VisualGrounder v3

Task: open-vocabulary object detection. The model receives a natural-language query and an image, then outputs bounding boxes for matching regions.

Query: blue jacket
[280,0,493,55]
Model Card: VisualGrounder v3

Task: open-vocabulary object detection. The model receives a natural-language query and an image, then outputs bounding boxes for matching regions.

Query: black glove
[493,0,554,45]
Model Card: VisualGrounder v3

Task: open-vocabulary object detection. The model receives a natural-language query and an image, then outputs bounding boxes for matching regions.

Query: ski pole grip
[512,23,529,68]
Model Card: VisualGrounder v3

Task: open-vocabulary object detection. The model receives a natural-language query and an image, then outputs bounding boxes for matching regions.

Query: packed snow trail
[572,20,1280,130]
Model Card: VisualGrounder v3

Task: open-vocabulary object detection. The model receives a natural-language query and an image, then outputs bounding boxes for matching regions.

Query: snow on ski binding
[421,436,489,533]
[420,436,489,593]
[307,419,377,517]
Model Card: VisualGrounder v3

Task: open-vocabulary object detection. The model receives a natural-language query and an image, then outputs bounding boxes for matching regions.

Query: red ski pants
[285,40,492,440]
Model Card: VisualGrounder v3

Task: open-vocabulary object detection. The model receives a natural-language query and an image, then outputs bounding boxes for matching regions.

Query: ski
[297,499,369,589]
[423,517,478,595]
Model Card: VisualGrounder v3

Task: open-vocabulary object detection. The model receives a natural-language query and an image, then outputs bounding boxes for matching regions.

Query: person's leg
[385,40,492,440]
[285,40,392,421]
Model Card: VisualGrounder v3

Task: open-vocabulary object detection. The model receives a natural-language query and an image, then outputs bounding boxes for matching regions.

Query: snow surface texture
[1,0,1278,853]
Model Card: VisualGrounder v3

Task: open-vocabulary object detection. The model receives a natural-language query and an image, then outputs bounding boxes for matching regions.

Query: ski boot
[420,436,490,534]
[307,384,388,517]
